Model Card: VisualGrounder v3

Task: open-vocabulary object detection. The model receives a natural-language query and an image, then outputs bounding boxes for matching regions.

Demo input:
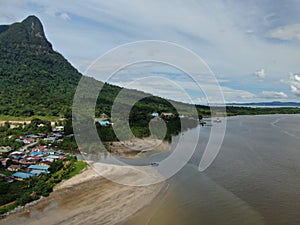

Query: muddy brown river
[3,115,300,225]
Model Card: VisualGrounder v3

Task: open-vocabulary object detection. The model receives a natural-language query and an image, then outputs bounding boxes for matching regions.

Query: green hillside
[0,16,82,117]
[0,15,201,120]
[0,15,202,143]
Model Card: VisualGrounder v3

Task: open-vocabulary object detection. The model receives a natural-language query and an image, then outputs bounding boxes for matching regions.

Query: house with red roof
[7,164,21,172]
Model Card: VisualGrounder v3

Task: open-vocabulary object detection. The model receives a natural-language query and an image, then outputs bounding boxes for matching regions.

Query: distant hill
[227,101,300,107]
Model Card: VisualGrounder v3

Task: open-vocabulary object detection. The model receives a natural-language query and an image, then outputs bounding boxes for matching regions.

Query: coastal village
[95,112,174,126]
[0,117,90,216]
[0,124,74,183]
[0,111,206,184]
[0,111,174,183]
[0,111,202,215]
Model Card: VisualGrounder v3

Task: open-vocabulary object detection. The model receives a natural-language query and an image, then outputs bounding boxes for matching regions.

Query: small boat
[213,118,221,123]
[150,162,159,166]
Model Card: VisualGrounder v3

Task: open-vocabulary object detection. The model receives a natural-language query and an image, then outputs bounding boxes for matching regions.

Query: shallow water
[122,115,300,225]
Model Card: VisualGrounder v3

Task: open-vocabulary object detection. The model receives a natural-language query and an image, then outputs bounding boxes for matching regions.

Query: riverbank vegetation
[225,106,300,116]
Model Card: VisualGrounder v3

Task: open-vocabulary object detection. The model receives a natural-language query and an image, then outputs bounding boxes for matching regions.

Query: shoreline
[0,165,94,220]
[116,181,170,225]
[1,162,166,225]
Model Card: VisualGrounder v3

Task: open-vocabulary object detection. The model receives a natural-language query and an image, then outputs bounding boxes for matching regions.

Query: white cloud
[59,12,70,21]
[254,68,266,79]
[268,23,300,41]
[294,74,300,82]
[259,91,287,99]
[221,87,256,102]
[104,63,256,104]
[291,85,300,95]
[289,73,300,96]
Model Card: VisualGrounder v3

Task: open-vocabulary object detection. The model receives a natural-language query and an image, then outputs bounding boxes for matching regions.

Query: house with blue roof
[12,172,33,180]
[28,165,50,171]
[98,120,110,126]
[30,170,47,176]
[26,134,38,138]
[151,112,159,117]
[11,155,23,159]
[30,151,43,156]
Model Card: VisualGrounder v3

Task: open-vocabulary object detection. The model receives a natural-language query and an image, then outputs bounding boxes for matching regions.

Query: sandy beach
[108,138,170,158]
[1,163,165,225]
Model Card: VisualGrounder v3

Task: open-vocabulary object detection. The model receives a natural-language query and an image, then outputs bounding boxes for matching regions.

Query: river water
[3,115,300,225]
[121,114,300,225]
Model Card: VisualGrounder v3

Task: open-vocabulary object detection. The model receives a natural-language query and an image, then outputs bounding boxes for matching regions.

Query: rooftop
[12,172,33,179]
[28,165,50,170]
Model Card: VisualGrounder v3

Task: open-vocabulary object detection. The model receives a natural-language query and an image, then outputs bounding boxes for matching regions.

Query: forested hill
[0,15,82,117]
[0,15,201,119]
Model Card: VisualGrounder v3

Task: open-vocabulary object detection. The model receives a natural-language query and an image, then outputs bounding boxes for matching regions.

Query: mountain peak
[23,15,41,22]
[0,15,52,53]
[21,15,46,40]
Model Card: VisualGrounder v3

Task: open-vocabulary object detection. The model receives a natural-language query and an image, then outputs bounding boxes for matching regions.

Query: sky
[1,0,300,104]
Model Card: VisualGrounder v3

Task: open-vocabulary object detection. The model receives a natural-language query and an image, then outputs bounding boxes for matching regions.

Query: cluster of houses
[1,145,70,181]
[152,112,174,118]
[0,125,72,182]
[16,130,64,144]
[97,112,175,127]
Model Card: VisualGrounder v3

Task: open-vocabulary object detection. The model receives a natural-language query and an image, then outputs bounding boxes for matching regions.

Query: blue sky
[1,0,300,103]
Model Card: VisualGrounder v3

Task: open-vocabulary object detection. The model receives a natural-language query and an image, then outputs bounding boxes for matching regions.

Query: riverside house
[161,112,174,118]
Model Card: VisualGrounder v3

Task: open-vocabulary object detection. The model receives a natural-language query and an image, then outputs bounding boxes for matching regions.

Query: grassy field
[62,160,88,179]
[0,202,17,216]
